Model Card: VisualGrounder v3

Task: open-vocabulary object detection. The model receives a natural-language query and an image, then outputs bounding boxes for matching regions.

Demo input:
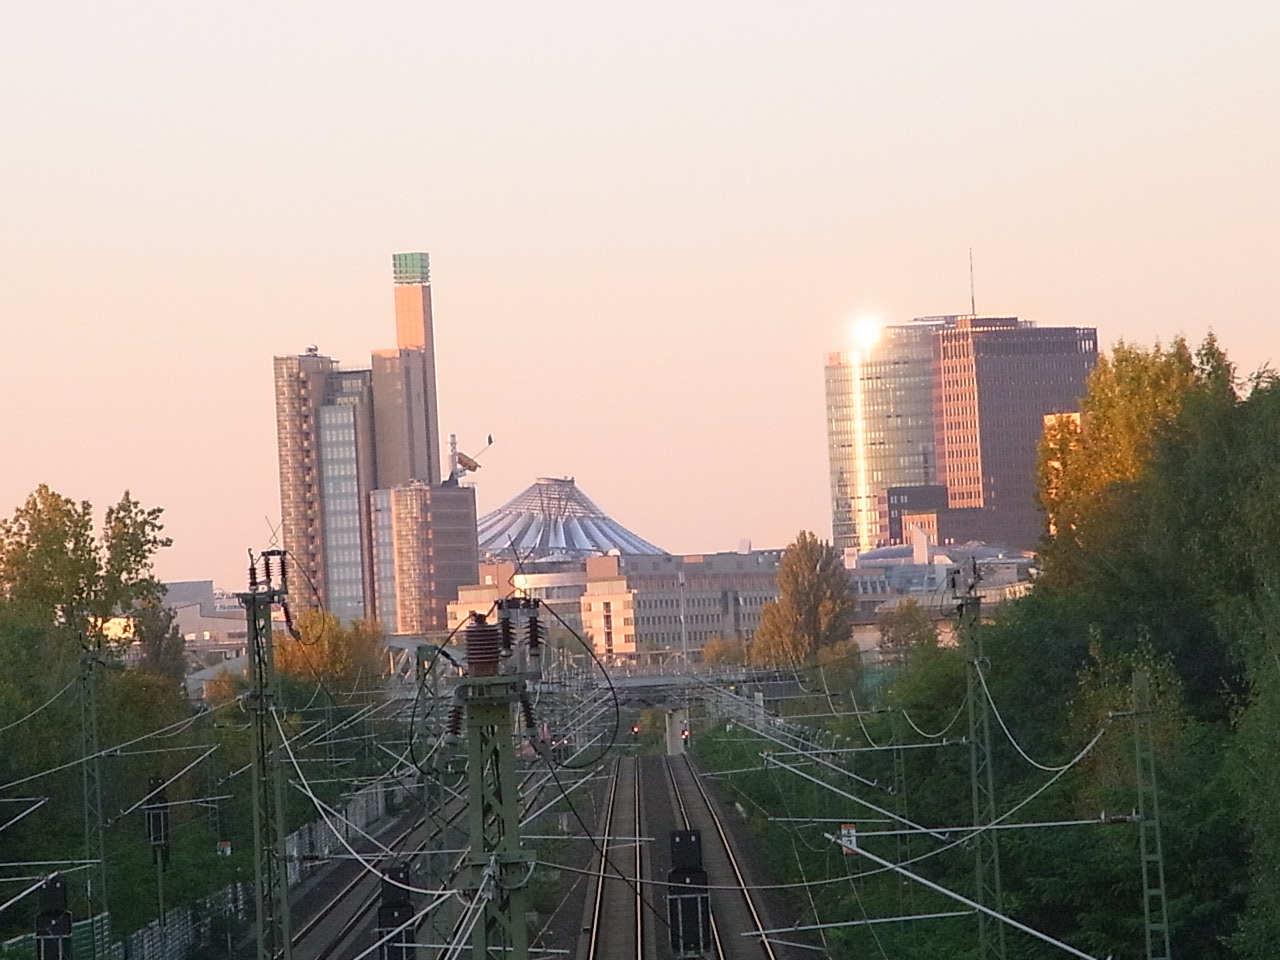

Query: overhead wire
[0,678,77,734]
[274,710,456,898]
[976,662,1076,772]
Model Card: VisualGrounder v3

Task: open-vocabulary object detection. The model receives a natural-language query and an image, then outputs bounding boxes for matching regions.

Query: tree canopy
[751,530,855,666]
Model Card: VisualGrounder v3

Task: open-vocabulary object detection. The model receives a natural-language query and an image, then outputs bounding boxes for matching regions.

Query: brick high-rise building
[825,315,1096,554]
[273,253,477,632]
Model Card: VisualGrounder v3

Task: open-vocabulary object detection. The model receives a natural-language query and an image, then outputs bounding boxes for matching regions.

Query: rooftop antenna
[969,248,977,317]
[448,432,494,483]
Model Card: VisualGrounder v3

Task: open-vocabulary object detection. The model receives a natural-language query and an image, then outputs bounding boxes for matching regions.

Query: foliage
[750,530,855,666]
[133,602,187,681]
[273,609,386,697]
[876,597,938,657]
[701,632,747,664]
[0,485,170,631]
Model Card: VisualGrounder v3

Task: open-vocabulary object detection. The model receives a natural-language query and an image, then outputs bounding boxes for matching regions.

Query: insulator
[247,553,258,590]
[519,692,537,733]
[465,614,502,676]
[525,615,543,651]
[445,700,464,740]
[262,553,273,588]
[498,608,515,653]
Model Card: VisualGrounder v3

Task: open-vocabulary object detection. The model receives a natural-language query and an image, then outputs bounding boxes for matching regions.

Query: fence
[1,780,398,960]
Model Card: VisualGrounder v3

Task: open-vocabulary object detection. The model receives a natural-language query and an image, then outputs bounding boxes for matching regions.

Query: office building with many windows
[273,253,477,632]
[825,315,1096,555]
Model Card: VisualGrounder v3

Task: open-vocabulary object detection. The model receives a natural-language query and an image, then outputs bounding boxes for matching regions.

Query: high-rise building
[933,316,1096,547]
[825,320,941,552]
[273,253,477,633]
[371,482,479,634]
[825,315,1096,554]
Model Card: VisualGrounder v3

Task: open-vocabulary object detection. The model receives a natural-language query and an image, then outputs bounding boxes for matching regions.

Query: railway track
[578,753,799,960]
[582,756,645,960]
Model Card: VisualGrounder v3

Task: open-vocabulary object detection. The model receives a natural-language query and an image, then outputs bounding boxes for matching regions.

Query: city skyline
[825,315,1096,555]
[274,254,478,630]
[1,5,1277,588]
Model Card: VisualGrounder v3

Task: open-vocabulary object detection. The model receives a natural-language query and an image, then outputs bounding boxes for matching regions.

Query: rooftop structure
[477,477,665,562]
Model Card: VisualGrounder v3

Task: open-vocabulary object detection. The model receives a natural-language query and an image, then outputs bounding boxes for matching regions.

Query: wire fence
[1,780,398,960]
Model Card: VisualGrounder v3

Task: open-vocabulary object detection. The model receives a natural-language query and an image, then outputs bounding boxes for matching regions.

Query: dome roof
[477,477,665,561]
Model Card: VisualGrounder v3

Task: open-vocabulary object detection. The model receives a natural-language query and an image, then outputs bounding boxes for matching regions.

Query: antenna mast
[969,248,977,316]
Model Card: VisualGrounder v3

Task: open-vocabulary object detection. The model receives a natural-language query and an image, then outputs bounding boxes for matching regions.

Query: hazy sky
[2,3,1277,589]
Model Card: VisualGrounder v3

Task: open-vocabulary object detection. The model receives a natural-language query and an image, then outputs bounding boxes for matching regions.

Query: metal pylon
[1133,669,1171,960]
[80,640,108,923]
[239,575,293,960]
[456,616,532,960]
[962,591,1006,960]
[891,710,916,930]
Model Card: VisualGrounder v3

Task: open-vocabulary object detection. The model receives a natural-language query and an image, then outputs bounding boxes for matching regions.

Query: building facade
[825,320,941,552]
[372,482,479,634]
[273,253,477,633]
[447,550,783,665]
[579,551,782,664]
[825,315,1096,554]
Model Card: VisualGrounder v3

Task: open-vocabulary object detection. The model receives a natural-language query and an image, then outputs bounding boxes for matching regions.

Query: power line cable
[0,678,77,734]
[976,662,1076,772]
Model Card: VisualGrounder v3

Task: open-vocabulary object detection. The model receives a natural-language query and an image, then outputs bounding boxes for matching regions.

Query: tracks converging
[580,753,788,960]
[585,756,645,960]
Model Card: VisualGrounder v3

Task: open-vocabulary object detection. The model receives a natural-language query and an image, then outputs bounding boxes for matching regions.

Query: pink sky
[1,3,1277,589]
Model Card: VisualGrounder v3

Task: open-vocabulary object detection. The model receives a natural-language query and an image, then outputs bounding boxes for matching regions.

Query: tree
[0,485,171,631]
[701,633,747,665]
[875,597,938,659]
[750,531,855,667]
[133,603,187,682]
[1036,337,1209,585]
[274,609,385,696]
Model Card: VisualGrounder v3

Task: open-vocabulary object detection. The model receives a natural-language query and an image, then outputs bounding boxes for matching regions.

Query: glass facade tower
[825,315,1097,555]
[825,320,941,553]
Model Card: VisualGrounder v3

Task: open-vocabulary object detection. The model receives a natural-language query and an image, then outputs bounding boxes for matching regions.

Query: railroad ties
[579,755,799,960]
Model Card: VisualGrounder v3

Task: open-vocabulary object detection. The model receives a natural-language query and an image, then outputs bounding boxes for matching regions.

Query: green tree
[875,597,938,658]
[1036,337,1209,586]
[750,531,855,666]
[133,602,187,682]
[0,484,171,630]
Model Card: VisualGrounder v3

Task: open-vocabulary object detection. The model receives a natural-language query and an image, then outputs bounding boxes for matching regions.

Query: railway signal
[667,830,711,957]
[34,875,71,960]
[376,860,414,960]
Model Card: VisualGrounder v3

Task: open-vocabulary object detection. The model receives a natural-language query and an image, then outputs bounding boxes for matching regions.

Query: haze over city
[2,3,1277,588]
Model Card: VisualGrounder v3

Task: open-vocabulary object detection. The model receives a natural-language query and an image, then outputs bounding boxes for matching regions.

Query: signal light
[681,728,690,740]
[631,725,640,736]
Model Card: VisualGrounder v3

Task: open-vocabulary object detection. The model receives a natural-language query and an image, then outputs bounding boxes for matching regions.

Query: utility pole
[452,612,535,960]
[417,641,457,960]
[238,551,294,960]
[1133,669,1171,960]
[958,561,1005,960]
[79,632,108,923]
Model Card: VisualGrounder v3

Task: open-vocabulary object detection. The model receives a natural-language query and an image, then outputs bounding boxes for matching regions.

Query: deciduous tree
[750,531,855,666]
[274,609,385,696]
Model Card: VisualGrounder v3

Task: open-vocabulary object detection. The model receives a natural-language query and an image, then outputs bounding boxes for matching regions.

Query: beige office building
[273,253,476,628]
[580,552,781,664]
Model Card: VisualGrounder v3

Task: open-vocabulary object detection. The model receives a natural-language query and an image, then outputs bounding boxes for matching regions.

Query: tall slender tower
[273,253,477,630]
[389,252,442,484]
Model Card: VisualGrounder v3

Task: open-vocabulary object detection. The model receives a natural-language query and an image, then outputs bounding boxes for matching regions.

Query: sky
[1,3,1277,590]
